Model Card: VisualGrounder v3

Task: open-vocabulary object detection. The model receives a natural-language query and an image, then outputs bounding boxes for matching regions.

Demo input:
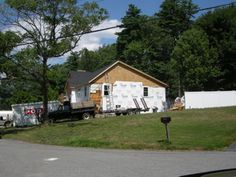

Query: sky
[97,0,235,20]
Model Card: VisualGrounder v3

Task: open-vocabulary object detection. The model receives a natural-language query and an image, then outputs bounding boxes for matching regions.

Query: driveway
[0,139,236,177]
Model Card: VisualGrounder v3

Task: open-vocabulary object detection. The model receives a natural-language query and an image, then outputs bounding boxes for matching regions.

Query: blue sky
[94,0,235,20]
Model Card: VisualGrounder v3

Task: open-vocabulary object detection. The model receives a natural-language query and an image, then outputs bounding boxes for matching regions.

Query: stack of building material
[71,100,95,109]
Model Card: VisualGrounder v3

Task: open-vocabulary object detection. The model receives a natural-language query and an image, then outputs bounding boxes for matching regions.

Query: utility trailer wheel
[4,121,12,128]
[82,112,91,120]
[128,111,135,115]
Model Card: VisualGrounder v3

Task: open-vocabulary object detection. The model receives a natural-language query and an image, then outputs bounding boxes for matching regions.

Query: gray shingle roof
[68,71,93,88]
[67,61,116,88]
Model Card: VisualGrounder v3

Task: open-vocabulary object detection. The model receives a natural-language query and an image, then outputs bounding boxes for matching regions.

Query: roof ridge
[67,60,168,88]
[89,60,168,87]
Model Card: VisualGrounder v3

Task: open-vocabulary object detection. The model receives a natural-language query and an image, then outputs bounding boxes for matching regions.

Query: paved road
[0,139,236,177]
[227,142,236,152]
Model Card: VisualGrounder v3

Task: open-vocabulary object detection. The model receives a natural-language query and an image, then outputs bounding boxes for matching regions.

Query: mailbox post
[161,116,171,143]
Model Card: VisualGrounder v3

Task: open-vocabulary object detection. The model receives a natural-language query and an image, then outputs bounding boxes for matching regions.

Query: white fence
[185,91,236,109]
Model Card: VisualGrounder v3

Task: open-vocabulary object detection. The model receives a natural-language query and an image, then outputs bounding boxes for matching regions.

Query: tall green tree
[1,47,49,108]
[94,44,117,69]
[116,4,150,71]
[156,0,198,39]
[0,0,107,122]
[195,5,236,90]
[154,0,198,97]
[65,44,116,72]
[0,31,21,109]
[75,48,99,71]
[171,28,220,96]
[0,31,21,75]
[48,63,69,99]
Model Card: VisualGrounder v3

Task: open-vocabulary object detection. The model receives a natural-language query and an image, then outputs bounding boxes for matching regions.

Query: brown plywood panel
[90,90,102,106]
[93,64,162,87]
[71,100,95,109]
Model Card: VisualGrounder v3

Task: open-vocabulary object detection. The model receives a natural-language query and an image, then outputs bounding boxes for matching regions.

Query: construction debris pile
[170,96,185,111]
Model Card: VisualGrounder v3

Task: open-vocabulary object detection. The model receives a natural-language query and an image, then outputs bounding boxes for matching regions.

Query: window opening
[144,87,148,97]
[104,85,110,96]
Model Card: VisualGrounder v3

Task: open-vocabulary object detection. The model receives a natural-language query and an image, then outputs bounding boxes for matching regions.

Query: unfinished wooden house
[65,60,168,113]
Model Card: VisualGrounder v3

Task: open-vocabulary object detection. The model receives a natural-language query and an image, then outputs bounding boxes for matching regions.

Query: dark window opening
[144,87,148,97]
[104,85,110,96]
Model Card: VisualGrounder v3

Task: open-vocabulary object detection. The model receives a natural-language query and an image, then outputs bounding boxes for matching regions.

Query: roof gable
[67,60,168,88]
[89,61,168,87]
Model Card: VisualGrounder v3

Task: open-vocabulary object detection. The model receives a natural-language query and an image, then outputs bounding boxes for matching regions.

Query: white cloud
[49,19,122,64]
[74,19,122,51]
[2,18,122,64]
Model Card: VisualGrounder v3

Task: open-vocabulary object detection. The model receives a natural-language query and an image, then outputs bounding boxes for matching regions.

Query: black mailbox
[160,116,171,143]
[161,116,171,124]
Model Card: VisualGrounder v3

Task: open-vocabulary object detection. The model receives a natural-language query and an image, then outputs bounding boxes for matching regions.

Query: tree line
[0,0,235,122]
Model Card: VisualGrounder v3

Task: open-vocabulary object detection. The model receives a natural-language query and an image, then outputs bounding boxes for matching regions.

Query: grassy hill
[2,106,236,150]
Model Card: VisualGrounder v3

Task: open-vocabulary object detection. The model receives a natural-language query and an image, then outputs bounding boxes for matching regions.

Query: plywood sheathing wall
[90,90,102,107]
[91,63,162,87]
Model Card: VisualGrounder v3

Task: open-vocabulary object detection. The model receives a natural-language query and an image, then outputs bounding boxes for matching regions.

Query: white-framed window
[143,87,148,97]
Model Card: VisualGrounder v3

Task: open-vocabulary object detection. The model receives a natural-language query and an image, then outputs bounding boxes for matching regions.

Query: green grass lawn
[2,106,236,150]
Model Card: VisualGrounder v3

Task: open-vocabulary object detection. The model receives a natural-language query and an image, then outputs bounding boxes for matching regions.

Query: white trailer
[185,91,236,109]
[11,101,59,127]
